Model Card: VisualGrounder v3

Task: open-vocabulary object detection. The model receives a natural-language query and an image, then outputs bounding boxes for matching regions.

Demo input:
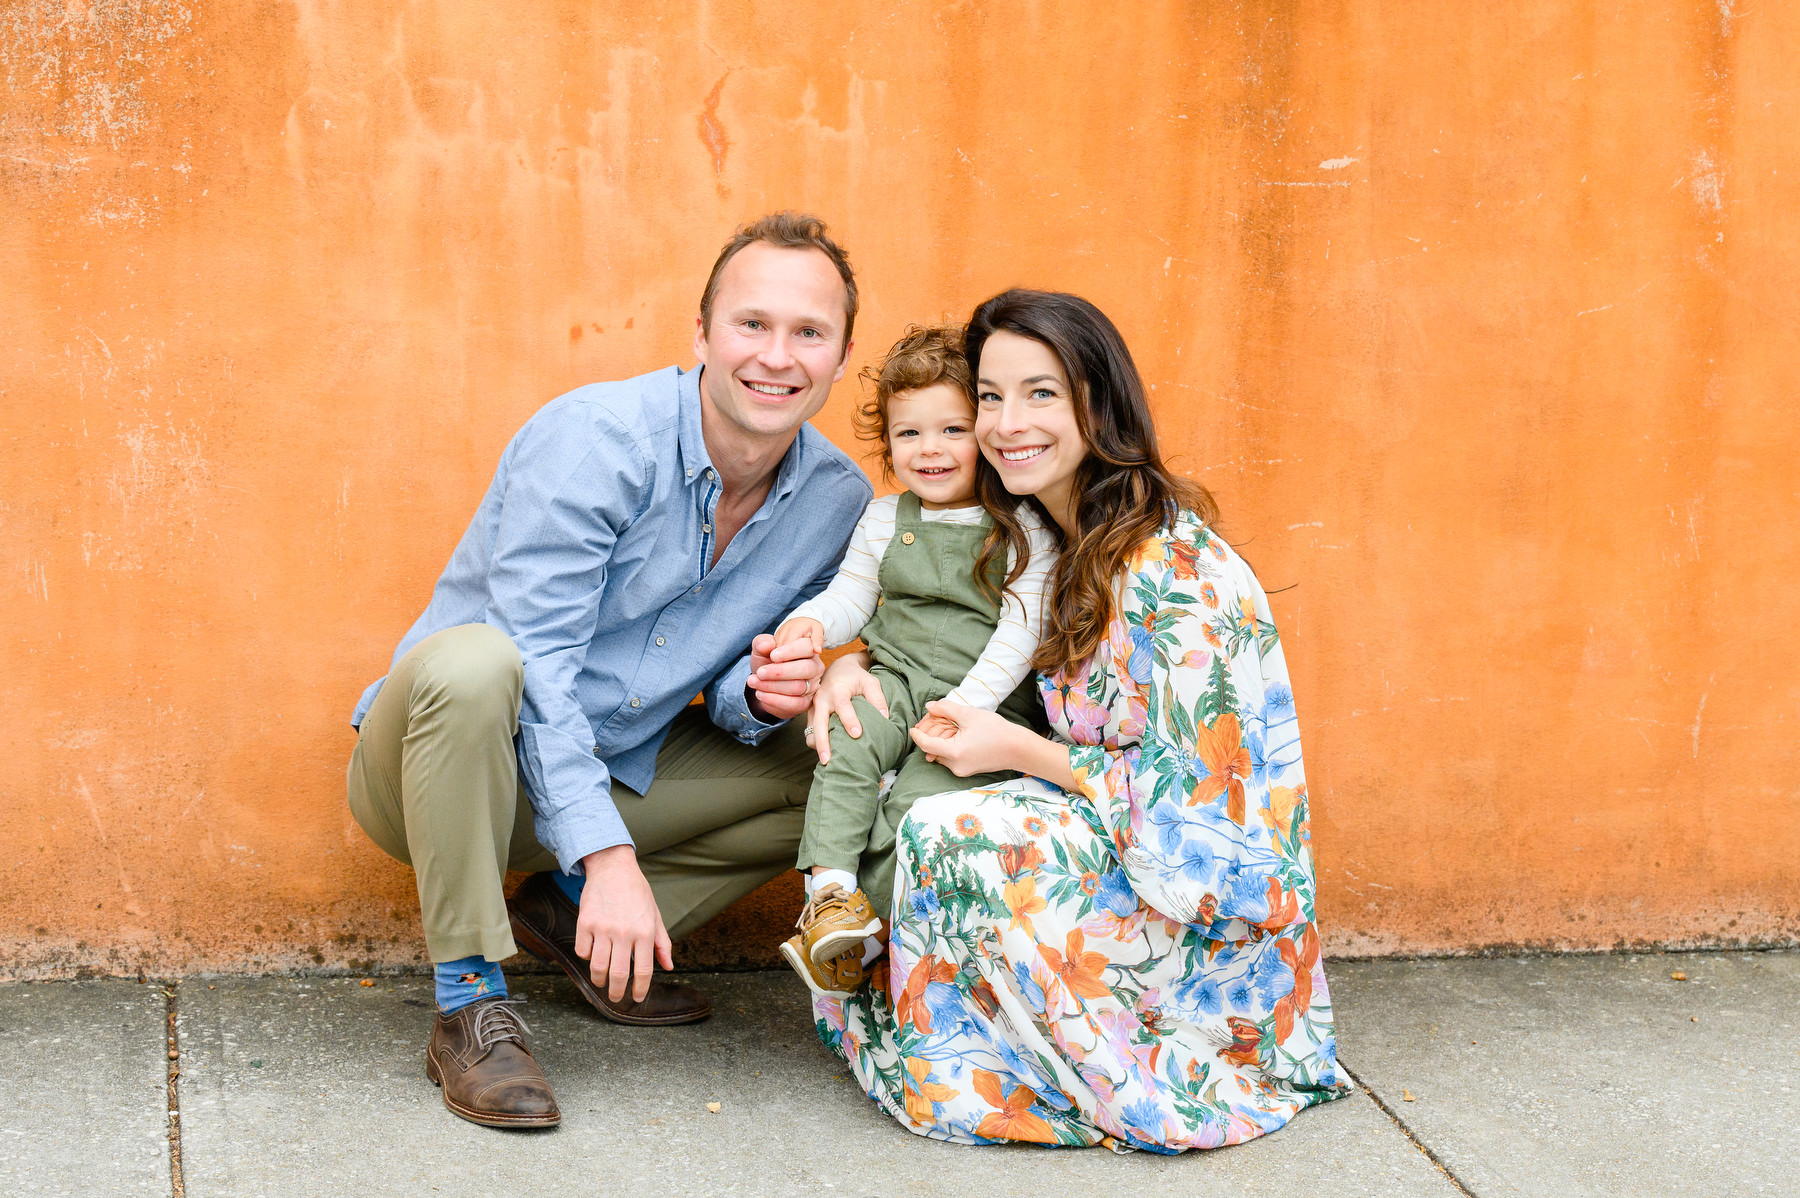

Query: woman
[804,290,1347,1151]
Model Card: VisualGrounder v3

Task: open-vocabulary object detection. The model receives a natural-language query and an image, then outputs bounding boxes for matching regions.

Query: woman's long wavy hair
[968,290,1217,679]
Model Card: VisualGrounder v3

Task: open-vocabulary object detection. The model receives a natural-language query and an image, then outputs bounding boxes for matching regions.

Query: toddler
[775,325,1056,999]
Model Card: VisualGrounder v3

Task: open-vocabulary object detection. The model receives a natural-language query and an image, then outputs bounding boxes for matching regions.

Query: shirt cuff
[538,804,635,876]
[715,653,787,745]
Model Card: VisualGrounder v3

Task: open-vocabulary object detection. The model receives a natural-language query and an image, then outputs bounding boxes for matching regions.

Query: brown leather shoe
[425,997,560,1129]
[507,871,712,1026]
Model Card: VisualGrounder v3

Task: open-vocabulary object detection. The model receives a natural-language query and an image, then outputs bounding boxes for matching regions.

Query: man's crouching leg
[347,623,560,1130]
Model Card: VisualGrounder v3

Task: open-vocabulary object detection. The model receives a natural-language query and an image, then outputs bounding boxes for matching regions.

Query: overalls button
[900,531,915,545]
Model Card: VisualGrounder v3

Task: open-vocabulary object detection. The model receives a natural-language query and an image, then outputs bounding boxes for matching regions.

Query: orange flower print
[1022,814,1047,837]
[997,841,1046,880]
[1216,1015,1264,1068]
[1236,597,1257,633]
[1260,784,1304,852]
[1167,537,1205,580]
[954,813,983,837]
[1004,876,1048,937]
[1038,928,1112,1002]
[902,1057,959,1124]
[1199,581,1219,608]
[1271,925,1320,1043]
[1257,875,1301,932]
[971,1070,1058,1143]
[1030,953,1070,1018]
[1202,624,1223,649]
[1129,536,1168,572]
[1188,712,1254,824]
[1208,535,1227,561]
[1079,870,1100,896]
[894,953,957,1033]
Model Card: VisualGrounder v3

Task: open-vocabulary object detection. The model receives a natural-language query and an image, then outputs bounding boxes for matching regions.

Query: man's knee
[407,624,523,716]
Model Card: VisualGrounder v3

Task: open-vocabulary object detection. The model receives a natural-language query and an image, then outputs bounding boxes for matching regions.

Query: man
[346,212,872,1128]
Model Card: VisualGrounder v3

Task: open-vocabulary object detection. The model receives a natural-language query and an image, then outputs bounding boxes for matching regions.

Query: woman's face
[974,331,1087,527]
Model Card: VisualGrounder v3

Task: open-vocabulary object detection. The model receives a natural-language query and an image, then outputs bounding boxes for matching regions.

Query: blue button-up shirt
[351,365,870,873]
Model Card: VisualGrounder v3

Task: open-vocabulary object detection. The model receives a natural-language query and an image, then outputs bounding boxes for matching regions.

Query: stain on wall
[1,1,1795,977]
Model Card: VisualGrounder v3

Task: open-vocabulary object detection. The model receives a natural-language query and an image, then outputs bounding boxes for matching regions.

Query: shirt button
[693,585,703,593]
[656,636,666,646]
[630,698,641,708]
[702,523,712,533]
[706,469,715,480]
[900,531,915,545]
[686,467,695,477]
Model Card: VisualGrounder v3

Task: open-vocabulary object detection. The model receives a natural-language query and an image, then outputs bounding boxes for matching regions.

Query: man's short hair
[698,212,858,348]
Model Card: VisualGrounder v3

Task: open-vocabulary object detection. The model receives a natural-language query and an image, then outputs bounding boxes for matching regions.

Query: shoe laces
[468,997,533,1052]
[797,882,857,929]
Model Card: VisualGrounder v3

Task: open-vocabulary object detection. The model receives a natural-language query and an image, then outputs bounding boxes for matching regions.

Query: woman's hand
[806,651,888,764]
[907,700,1022,777]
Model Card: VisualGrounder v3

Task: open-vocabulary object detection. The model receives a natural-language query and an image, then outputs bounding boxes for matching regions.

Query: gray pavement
[1,950,1794,1196]
[0,980,169,1195]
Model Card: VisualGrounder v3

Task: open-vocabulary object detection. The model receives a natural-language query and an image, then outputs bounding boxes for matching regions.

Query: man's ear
[832,337,855,382]
[692,314,709,362]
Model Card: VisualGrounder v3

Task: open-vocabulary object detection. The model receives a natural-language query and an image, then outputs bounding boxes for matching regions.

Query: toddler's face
[886,384,981,509]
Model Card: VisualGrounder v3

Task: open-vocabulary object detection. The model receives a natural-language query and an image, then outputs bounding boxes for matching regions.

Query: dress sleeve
[785,494,890,646]
[1063,529,1297,933]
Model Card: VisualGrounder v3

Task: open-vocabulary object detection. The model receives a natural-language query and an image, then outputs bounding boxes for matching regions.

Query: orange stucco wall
[3,1,1795,978]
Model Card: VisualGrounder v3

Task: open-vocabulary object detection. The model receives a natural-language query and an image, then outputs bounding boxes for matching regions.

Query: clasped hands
[754,617,1024,777]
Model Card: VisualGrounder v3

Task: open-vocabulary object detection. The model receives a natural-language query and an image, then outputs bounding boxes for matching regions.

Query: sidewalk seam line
[1341,1065,1477,1198]
[165,981,186,1198]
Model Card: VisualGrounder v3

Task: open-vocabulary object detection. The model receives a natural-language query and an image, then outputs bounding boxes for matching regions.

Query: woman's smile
[974,331,1086,533]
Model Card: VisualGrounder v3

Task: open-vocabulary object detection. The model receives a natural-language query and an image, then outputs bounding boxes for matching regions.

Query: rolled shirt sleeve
[484,415,650,874]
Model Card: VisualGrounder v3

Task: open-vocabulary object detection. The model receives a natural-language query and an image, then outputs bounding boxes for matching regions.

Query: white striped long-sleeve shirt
[786,493,1057,712]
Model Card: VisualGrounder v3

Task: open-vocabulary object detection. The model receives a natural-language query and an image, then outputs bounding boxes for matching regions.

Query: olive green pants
[793,664,1012,917]
[346,623,815,963]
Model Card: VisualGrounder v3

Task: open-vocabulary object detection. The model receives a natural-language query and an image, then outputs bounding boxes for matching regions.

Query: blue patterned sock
[434,956,506,1013]
[551,868,585,906]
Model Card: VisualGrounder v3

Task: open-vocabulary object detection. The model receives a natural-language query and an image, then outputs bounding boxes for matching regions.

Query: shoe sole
[808,917,883,965]
[778,937,855,1001]
[425,1049,561,1129]
[508,911,712,1026]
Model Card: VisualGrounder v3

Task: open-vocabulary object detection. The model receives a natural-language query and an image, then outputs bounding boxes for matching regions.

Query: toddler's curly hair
[855,324,976,481]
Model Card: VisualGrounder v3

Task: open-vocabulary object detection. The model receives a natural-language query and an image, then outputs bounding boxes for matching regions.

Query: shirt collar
[676,365,714,489]
[679,363,808,499]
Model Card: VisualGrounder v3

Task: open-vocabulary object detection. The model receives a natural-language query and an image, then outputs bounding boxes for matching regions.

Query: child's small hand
[773,617,825,658]
[912,709,960,741]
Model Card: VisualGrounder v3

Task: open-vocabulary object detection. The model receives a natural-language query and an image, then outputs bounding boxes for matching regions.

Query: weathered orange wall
[3,1,1795,977]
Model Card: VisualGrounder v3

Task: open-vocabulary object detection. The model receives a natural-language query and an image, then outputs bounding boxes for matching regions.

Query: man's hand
[745,631,825,722]
[574,845,673,1004]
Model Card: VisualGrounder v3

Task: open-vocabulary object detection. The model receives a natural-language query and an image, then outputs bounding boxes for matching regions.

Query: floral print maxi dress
[812,512,1348,1152]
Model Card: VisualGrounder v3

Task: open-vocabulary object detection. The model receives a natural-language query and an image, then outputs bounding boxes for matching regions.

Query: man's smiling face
[693,241,853,446]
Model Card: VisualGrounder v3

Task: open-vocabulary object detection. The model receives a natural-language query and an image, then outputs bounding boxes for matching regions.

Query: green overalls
[795,492,1044,915]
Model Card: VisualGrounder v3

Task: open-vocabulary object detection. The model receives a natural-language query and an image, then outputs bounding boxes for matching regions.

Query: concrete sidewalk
[1,951,1793,1197]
